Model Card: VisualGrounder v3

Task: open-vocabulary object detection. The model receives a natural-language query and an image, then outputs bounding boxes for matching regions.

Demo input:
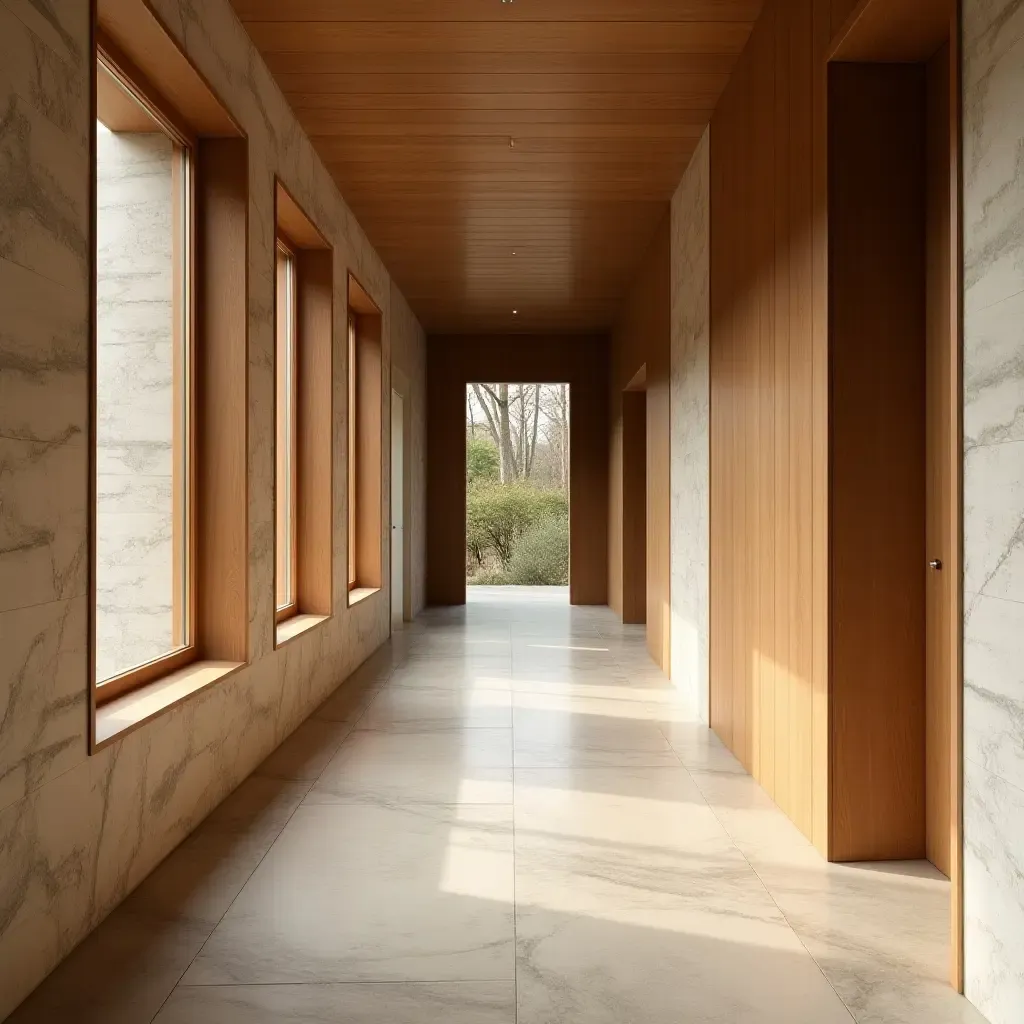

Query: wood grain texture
[195,138,248,664]
[426,335,609,607]
[610,220,672,669]
[621,390,648,625]
[99,0,241,136]
[349,278,384,596]
[829,0,951,60]
[228,0,758,333]
[828,62,927,862]
[709,0,829,853]
[297,248,333,617]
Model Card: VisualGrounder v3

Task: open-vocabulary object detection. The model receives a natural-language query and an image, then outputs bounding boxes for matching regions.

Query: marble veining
[7,588,982,1024]
[0,0,426,1015]
[669,129,710,721]
[962,0,1024,1020]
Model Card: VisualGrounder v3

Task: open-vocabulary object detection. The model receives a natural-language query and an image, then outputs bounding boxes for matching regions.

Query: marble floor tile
[255,717,354,780]
[7,910,210,1024]
[358,684,513,732]
[183,802,516,985]
[513,701,680,768]
[516,904,855,1024]
[15,588,976,1024]
[155,981,517,1023]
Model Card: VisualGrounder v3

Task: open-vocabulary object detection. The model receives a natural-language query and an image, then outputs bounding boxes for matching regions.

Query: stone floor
[8,588,986,1022]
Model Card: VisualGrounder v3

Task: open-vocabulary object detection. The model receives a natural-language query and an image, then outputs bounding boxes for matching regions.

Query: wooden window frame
[91,0,249,739]
[347,273,384,603]
[94,42,198,706]
[348,313,358,591]
[275,237,300,624]
[273,181,334,645]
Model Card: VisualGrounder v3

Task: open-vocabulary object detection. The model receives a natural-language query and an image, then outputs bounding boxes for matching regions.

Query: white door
[391,390,404,629]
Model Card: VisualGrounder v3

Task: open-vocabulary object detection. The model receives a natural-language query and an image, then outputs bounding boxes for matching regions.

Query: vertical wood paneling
[710,0,829,851]
[828,62,927,861]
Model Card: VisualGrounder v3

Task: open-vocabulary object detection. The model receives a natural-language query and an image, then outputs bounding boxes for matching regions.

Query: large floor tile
[255,717,353,781]
[183,803,516,985]
[387,660,514,691]
[516,904,855,1024]
[359,684,512,732]
[746,845,987,1023]
[513,703,680,768]
[156,981,516,1023]
[308,756,513,807]
[7,911,209,1024]
[513,766,775,915]
[318,727,514,770]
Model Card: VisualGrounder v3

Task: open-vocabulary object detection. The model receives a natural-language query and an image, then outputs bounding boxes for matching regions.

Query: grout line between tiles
[147,654,398,1022]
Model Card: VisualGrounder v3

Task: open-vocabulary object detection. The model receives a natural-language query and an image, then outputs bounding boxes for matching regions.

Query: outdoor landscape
[466,383,570,586]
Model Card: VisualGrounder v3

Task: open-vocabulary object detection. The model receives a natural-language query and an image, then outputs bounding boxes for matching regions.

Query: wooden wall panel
[621,391,648,624]
[426,334,609,606]
[609,220,672,669]
[709,0,829,851]
[828,62,927,862]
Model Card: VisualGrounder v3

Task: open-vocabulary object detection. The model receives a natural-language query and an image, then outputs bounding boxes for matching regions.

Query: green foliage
[466,483,568,569]
[466,436,500,485]
[504,518,570,586]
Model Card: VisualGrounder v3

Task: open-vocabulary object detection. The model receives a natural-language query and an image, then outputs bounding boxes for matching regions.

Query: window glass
[276,244,298,614]
[95,64,191,685]
[348,314,357,588]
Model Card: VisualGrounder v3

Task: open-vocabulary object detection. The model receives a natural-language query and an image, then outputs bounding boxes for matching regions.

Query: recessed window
[274,182,333,644]
[95,51,194,693]
[275,241,298,620]
[348,275,383,602]
[92,14,247,733]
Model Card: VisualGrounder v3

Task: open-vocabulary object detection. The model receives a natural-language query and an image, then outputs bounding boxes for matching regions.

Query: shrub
[466,483,568,568]
[466,436,500,485]
[504,517,569,586]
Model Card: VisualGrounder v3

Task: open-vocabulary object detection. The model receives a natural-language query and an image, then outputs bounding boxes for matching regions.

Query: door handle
[929,559,943,570]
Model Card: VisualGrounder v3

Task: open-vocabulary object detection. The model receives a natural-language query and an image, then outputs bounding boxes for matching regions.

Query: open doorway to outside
[465,383,570,590]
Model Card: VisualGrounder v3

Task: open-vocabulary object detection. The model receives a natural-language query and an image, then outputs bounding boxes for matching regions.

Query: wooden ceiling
[231,0,760,334]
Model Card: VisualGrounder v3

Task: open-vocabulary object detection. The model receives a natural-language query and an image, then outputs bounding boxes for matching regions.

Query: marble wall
[669,129,711,721]
[0,0,426,1017]
[95,128,177,681]
[962,0,1024,1020]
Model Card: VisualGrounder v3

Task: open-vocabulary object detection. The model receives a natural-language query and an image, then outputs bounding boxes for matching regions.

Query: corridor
[13,590,979,1023]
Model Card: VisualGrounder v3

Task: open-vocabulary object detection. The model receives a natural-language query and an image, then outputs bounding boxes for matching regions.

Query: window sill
[94,660,245,750]
[347,586,380,608]
[276,612,331,648]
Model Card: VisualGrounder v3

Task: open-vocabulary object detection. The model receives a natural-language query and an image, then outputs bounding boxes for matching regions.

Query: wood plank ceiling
[231,0,760,334]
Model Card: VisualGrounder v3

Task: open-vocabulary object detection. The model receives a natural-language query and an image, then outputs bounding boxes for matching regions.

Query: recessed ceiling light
[509,137,516,149]
[513,309,518,315]
[512,250,517,255]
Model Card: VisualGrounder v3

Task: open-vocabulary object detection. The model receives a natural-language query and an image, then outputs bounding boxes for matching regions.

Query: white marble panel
[964,591,1024,792]
[964,759,1024,1024]
[669,129,711,721]
[963,439,1024,603]
[0,256,87,446]
[0,596,87,812]
[962,1,1024,1019]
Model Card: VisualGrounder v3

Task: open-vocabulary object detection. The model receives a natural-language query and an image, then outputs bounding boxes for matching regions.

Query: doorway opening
[465,383,570,590]
[826,9,961,985]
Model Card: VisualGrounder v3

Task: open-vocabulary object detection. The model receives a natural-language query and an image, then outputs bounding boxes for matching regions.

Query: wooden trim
[273,181,334,644]
[346,272,384,600]
[95,646,198,706]
[88,0,99,754]
[194,138,250,666]
[97,0,242,138]
[348,313,358,590]
[94,659,246,750]
[297,247,334,617]
[274,239,299,614]
[950,0,964,989]
[96,30,196,148]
